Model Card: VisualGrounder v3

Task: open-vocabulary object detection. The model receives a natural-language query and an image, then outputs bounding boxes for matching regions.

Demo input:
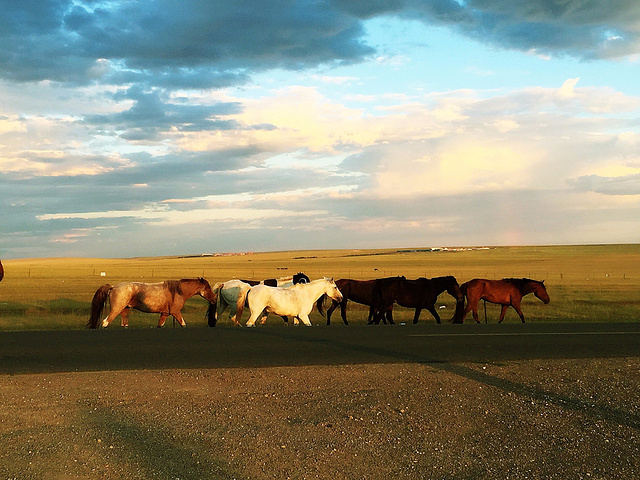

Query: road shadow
[1,324,639,432]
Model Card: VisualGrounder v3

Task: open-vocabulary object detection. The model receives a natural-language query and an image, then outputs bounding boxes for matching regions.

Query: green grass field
[1,244,639,330]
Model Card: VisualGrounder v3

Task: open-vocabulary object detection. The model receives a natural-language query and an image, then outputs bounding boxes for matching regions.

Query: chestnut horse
[371,276,465,325]
[459,278,550,323]
[88,277,217,328]
[325,277,403,325]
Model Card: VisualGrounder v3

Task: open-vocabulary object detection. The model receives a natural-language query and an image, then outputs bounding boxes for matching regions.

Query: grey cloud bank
[1,1,640,258]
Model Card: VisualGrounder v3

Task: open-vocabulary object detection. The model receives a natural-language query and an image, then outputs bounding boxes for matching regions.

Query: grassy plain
[0,244,639,330]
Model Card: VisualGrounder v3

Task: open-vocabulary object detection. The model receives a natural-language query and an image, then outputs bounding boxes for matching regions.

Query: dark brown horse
[459,278,550,323]
[371,276,465,325]
[0,259,3,282]
[88,277,217,328]
[325,277,402,325]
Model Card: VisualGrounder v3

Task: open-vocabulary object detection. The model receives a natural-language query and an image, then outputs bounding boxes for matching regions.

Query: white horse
[208,273,310,326]
[212,279,252,326]
[245,277,343,327]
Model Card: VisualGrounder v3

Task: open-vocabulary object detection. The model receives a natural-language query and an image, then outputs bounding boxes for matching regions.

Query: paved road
[1,322,638,375]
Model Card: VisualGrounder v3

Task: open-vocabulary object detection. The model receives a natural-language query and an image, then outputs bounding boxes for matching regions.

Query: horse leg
[172,311,186,327]
[412,307,422,324]
[511,300,526,323]
[102,303,125,328]
[157,313,170,327]
[245,305,261,327]
[120,308,130,327]
[425,305,441,324]
[498,305,509,323]
[367,305,374,324]
[368,305,382,325]
[217,299,231,325]
[340,300,348,325]
[298,313,312,326]
[463,299,480,324]
[367,305,375,324]
[386,306,395,325]
[259,311,270,325]
[166,305,186,327]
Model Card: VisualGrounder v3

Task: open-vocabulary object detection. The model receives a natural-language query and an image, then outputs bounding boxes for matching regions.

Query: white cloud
[38,205,328,226]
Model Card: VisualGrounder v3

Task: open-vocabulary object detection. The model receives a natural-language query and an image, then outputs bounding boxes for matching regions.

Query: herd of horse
[86,271,550,329]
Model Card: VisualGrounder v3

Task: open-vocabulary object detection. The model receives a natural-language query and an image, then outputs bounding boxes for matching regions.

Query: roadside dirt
[1,356,639,479]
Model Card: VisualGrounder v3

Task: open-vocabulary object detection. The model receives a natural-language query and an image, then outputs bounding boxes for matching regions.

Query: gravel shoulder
[1,325,639,479]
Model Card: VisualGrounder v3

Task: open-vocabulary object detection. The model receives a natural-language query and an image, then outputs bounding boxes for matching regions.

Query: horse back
[248,284,301,316]
[462,278,520,304]
[337,279,377,305]
[112,281,172,311]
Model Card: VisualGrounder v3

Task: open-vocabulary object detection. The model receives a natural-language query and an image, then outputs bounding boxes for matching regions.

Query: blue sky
[1,0,640,259]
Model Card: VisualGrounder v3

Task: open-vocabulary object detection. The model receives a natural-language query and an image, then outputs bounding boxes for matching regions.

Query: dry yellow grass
[1,244,639,329]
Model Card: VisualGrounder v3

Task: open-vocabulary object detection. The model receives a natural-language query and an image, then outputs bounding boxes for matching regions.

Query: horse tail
[450,281,467,324]
[316,294,327,317]
[206,302,216,327]
[450,281,473,324]
[87,284,112,329]
[206,282,223,327]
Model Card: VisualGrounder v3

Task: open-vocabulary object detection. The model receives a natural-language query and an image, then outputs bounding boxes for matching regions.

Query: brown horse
[0,259,3,282]
[325,277,402,325]
[459,278,550,323]
[371,276,465,325]
[87,277,217,328]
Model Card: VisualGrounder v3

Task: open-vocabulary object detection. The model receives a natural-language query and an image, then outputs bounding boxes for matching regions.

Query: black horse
[371,276,464,325]
[240,272,310,287]
[325,277,404,325]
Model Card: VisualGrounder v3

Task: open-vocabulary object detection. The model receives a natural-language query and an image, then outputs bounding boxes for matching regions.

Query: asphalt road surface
[2,322,639,479]
[1,322,638,375]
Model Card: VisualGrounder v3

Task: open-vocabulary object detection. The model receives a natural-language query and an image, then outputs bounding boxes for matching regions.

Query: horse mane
[316,294,327,316]
[503,278,540,293]
[165,280,183,296]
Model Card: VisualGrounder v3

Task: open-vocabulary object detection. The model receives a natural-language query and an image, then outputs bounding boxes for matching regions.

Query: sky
[1,0,640,259]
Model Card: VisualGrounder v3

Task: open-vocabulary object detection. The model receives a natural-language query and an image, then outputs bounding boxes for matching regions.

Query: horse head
[197,277,219,304]
[533,280,550,304]
[325,277,343,303]
[442,276,464,302]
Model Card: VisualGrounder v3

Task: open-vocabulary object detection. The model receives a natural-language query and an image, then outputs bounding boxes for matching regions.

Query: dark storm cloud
[0,0,374,88]
[336,0,640,59]
[2,1,638,90]
[84,86,246,140]
[410,0,640,59]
